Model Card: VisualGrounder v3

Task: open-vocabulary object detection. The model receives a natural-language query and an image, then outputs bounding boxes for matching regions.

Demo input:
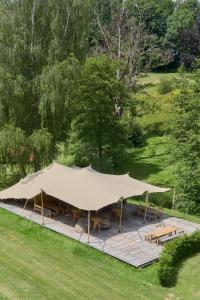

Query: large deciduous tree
[0,0,90,134]
[165,0,200,68]
[67,56,128,171]
[172,69,200,214]
[89,0,175,87]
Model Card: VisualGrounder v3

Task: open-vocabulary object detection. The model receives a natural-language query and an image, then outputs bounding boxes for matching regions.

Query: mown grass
[117,135,176,187]
[0,209,200,300]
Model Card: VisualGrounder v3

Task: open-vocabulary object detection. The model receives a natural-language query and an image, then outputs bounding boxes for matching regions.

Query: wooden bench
[145,226,177,244]
[158,231,185,245]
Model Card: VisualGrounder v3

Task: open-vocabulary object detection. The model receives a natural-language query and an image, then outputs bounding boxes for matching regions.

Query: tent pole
[87,210,90,243]
[118,199,123,233]
[172,188,176,210]
[41,190,45,225]
[22,198,29,216]
[143,192,149,224]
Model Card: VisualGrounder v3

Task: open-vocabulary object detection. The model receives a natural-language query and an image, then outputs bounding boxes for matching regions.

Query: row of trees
[90,0,200,87]
[0,53,129,174]
[172,67,200,214]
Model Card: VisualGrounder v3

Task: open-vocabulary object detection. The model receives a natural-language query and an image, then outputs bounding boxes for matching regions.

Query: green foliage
[0,125,28,176]
[39,56,81,141]
[0,125,53,175]
[158,230,200,287]
[29,128,54,171]
[157,78,174,95]
[165,0,200,67]
[172,70,200,214]
[0,0,90,135]
[127,120,144,147]
[67,56,128,171]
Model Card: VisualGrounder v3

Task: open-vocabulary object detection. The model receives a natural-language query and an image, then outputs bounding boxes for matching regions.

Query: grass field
[0,209,199,300]
[117,135,176,187]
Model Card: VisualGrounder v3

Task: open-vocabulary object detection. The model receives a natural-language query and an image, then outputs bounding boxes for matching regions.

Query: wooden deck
[0,201,199,268]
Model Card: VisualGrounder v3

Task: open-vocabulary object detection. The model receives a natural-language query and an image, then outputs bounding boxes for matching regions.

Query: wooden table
[145,226,177,244]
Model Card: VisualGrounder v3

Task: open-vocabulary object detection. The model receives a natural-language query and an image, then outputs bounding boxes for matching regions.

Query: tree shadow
[117,158,163,181]
[163,253,198,288]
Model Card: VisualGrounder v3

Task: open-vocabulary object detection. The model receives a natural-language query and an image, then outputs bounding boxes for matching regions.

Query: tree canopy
[172,69,200,214]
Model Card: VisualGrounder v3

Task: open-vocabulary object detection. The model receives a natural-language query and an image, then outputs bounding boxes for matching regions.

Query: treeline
[89,0,200,85]
[0,0,199,214]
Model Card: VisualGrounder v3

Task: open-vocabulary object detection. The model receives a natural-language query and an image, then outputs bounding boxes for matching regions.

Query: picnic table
[145,226,177,245]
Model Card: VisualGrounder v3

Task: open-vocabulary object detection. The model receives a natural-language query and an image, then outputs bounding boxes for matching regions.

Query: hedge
[158,230,200,287]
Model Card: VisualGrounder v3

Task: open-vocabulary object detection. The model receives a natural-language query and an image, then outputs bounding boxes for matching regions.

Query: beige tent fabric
[0,162,170,210]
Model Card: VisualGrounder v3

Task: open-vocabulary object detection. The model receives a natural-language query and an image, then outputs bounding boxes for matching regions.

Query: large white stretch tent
[0,162,170,211]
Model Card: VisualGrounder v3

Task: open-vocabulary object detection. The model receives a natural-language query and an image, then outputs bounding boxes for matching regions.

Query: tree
[0,125,28,176]
[172,69,200,214]
[39,56,81,142]
[0,0,90,134]
[67,56,128,171]
[89,0,175,86]
[165,0,200,67]
[29,128,54,171]
[0,125,53,175]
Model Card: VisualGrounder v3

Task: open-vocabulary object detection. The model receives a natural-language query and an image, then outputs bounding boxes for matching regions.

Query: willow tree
[0,0,90,133]
[39,56,81,141]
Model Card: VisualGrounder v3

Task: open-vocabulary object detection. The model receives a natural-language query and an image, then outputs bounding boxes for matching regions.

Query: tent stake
[118,199,123,233]
[143,192,149,224]
[87,210,90,243]
[41,190,45,225]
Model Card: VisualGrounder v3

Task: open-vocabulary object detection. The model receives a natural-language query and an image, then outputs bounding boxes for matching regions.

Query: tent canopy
[0,162,170,211]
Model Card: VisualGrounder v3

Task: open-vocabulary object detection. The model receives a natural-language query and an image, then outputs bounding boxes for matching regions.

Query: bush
[149,192,172,209]
[128,121,144,147]
[158,78,173,95]
[158,230,200,287]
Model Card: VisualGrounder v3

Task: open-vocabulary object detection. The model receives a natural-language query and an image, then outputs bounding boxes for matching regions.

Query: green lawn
[0,209,199,300]
[117,135,176,187]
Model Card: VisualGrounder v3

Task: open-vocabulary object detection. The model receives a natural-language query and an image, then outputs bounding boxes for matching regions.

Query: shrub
[158,230,200,287]
[128,121,144,147]
[158,78,173,95]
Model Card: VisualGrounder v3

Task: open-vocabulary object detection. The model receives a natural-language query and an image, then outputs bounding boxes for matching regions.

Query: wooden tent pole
[41,190,45,225]
[87,210,90,243]
[143,192,149,224]
[22,198,29,216]
[172,188,176,210]
[118,199,123,233]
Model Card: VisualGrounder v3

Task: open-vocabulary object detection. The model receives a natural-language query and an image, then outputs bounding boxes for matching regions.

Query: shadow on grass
[117,158,163,181]
[162,254,198,288]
